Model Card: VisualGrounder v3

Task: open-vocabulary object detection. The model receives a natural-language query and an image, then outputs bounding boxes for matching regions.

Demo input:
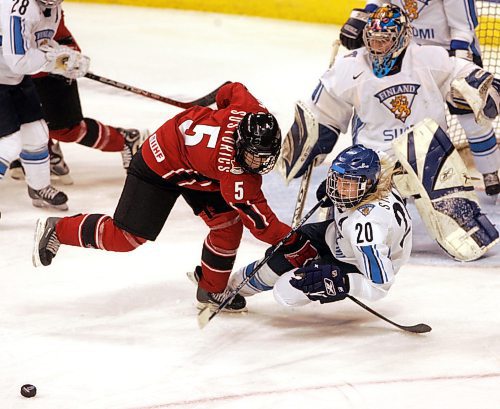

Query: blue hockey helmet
[362,4,412,78]
[235,112,281,175]
[327,144,381,208]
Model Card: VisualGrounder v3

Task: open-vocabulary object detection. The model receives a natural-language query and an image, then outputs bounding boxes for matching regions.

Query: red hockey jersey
[141,82,290,245]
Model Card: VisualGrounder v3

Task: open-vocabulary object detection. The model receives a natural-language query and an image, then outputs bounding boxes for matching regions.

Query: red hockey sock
[50,119,125,152]
[56,214,146,251]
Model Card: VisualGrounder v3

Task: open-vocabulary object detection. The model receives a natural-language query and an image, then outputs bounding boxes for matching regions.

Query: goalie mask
[235,113,281,175]
[327,144,381,208]
[37,0,63,8]
[362,4,412,78]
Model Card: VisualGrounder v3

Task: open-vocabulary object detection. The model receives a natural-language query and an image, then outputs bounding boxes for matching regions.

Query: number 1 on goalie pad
[392,118,499,261]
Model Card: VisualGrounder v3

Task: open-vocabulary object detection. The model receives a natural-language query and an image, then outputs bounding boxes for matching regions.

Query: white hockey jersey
[0,1,61,85]
[367,0,480,51]
[310,42,478,153]
[273,188,412,304]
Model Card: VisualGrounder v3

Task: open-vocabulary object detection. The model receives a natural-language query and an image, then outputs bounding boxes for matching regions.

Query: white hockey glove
[42,44,90,79]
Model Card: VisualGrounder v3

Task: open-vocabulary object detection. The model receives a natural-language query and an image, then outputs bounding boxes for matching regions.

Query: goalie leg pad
[392,118,499,261]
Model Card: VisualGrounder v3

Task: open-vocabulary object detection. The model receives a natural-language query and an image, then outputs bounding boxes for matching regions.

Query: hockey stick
[347,295,432,333]
[198,197,328,329]
[84,72,229,108]
[291,40,341,225]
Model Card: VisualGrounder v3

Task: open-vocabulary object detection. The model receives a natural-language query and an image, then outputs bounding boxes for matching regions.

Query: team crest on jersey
[403,0,431,20]
[374,84,420,123]
[357,204,375,216]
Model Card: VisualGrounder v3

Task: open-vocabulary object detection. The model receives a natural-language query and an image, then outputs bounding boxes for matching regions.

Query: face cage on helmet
[38,0,63,8]
[239,150,278,175]
[363,15,411,77]
[326,170,373,208]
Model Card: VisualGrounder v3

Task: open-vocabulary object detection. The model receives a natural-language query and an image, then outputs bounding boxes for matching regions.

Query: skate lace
[210,288,234,303]
[38,185,60,200]
[46,232,61,256]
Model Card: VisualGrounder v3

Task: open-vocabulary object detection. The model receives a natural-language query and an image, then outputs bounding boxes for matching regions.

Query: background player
[230,145,412,306]
[32,82,317,312]
[9,6,146,184]
[340,0,500,195]
[0,0,88,210]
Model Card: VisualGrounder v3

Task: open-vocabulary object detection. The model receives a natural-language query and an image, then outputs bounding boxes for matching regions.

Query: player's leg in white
[0,132,23,182]
[20,120,68,210]
[457,113,500,196]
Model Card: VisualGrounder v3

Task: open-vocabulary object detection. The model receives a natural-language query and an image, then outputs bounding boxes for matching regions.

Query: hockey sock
[51,118,125,152]
[56,213,146,251]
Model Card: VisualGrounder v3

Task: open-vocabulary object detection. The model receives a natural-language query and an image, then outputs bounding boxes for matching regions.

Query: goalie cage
[447,0,500,172]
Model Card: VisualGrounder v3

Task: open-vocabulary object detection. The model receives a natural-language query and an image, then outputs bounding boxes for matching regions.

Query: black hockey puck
[20,384,37,398]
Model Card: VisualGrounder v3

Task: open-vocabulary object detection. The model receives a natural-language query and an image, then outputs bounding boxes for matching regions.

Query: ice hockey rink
[1,2,500,408]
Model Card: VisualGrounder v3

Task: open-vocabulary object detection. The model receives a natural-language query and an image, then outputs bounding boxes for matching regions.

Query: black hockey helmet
[235,112,281,175]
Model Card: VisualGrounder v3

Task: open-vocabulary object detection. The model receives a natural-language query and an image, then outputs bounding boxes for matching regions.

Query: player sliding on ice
[230,145,412,306]
[32,82,318,312]
[279,4,499,262]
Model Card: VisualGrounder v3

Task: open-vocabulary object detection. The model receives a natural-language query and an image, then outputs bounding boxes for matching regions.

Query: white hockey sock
[458,113,500,174]
[20,147,50,190]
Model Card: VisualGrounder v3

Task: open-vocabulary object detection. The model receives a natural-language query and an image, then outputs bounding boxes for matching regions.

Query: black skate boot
[187,265,203,285]
[483,171,500,196]
[196,285,247,313]
[119,128,148,169]
[28,185,68,210]
[9,159,25,180]
[49,141,73,185]
[33,217,61,267]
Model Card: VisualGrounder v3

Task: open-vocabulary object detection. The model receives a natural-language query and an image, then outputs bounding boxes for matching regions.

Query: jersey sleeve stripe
[10,16,26,55]
[231,202,267,229]
[464,0,478,28]
[360,245,385,284]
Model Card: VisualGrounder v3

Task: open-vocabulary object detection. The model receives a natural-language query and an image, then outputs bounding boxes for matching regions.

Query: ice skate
[28,185,68,210]
[33,217,61,267]
[196,285,247,313]
[119,128,149,169]
[483,170,500,196]
[49,141,73,185]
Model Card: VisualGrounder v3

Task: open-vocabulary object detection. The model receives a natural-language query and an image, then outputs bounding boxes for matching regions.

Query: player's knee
[20,120,48,150]
[0,131,23,164]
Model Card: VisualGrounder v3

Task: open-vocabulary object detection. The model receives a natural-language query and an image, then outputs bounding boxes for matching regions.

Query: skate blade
[31,199,69,211]
[32,218,46,267]
[196,301,248,314]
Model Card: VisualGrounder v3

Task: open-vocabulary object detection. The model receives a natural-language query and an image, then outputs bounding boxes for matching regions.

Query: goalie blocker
[392,118,499,261]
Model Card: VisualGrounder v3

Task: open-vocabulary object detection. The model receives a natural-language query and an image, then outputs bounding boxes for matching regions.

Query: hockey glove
[289,263,349,304]
[315,179,333,208]
[43,44,90,79]
[276,232,318,268]
[340,8,370,50]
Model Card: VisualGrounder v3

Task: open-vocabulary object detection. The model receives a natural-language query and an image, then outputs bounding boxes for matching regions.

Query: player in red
[10,9,146,184]
[32,82,318,312]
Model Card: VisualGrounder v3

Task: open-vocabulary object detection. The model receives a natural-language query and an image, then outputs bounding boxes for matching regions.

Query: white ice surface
[0,3,499,409]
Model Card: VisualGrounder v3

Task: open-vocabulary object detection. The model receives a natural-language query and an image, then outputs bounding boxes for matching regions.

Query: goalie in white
[340,0,500,196]
[280,4,499,261]
[0,0,89,211]
[230,145,412,305]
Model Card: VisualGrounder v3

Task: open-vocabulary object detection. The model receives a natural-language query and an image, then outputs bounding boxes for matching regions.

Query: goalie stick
[198,197,328,329]
[84,72,230,108]
[291,39,341,226]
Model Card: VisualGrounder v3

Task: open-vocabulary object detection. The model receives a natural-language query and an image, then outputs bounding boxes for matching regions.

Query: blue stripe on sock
[469,137,498,154]
[20,149,49,162]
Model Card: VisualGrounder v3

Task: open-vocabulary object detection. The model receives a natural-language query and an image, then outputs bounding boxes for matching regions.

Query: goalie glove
[450,69,499,125]
[42,44,90,79]
[289,263,349,304]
